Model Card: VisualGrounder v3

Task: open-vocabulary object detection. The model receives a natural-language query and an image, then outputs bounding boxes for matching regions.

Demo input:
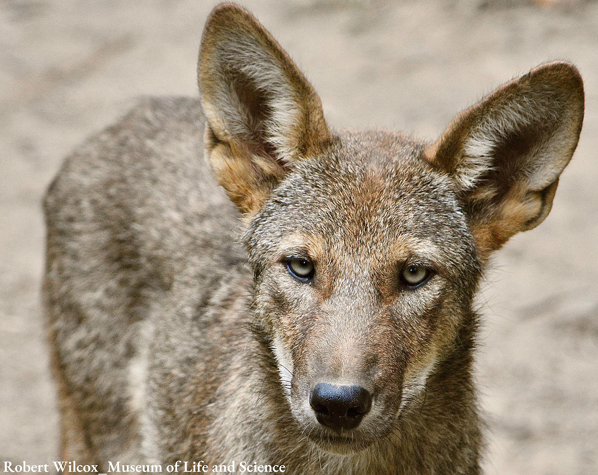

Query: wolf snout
[309,383,372,431]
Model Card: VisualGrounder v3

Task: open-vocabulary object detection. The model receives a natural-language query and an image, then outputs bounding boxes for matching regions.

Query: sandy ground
[1,0,597,473]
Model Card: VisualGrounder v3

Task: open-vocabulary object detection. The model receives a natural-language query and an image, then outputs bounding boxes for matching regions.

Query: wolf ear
[198,4,332,215]
[424,62,584,258]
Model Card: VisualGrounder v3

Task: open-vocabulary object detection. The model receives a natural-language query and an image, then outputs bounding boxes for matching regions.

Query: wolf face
[244,132,480,452]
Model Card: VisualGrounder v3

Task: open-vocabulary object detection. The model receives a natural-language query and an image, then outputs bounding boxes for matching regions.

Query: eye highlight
[400,265,432,289]
[286,257,315,282]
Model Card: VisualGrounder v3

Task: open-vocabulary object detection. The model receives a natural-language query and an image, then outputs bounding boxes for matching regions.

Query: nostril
[346,407,363,419]
[311,401,329,416]
[309,383,372,431]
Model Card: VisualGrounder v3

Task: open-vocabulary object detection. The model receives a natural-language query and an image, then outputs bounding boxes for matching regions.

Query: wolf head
[198,3,583,454]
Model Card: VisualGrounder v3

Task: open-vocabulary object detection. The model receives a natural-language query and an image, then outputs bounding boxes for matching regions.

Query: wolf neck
[213,315,482,475]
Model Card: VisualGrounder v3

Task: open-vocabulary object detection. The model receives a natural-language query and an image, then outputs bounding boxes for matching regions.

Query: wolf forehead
[245,130,478,267]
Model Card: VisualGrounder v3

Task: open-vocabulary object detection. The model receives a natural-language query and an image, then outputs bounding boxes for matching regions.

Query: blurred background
[1,0,597,473]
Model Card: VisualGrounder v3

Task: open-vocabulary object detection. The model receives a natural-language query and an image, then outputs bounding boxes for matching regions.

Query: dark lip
[309,434,354,443]
[306,432,375,454]
[306,432,364,447]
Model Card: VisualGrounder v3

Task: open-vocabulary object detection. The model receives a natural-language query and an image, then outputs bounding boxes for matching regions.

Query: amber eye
[401,265,431,288]
[287,257,315,282]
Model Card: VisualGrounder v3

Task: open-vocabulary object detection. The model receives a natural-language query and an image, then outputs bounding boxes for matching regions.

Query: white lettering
[3,463,50,473]
[53,462,68,472]
[238,463,284,474]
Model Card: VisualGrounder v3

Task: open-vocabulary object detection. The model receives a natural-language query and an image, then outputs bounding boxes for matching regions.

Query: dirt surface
[1,0,597,473]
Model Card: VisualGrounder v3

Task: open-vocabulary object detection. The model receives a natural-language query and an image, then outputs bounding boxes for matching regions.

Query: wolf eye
[287,257,314,282]
[401,265,431,289]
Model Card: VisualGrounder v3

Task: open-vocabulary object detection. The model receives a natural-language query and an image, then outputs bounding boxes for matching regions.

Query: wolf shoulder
[43,96,242,272]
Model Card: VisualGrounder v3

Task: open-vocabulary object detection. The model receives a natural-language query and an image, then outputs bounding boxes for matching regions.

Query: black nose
[309,383,372,431]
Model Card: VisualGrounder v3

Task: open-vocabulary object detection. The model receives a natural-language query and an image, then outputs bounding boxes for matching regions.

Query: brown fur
[43,3,584,474]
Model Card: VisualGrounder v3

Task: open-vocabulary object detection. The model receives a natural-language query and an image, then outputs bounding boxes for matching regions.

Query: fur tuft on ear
[425,62,584,257]
[198,4,332,215]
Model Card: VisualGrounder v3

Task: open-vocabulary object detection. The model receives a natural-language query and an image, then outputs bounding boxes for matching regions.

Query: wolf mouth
[306,431,375,454]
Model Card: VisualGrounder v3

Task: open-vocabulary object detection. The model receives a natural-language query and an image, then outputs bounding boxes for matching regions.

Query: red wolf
[43,3,584,474]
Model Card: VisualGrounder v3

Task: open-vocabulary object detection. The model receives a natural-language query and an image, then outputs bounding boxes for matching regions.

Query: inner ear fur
[425,62,584,257]
[198,3,332,215]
